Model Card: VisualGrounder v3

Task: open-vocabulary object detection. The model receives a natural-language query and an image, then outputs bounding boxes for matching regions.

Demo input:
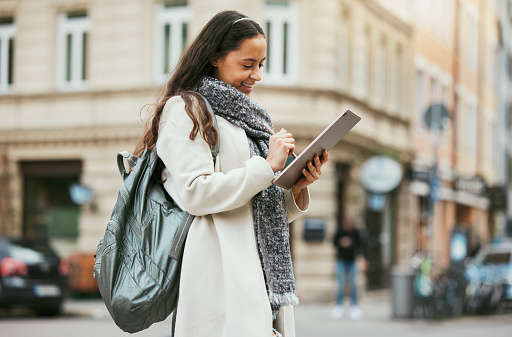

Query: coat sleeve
[284,187,309,223]
[156,96,276,216]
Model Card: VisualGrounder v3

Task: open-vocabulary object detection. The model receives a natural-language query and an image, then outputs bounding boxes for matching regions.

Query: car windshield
[8,241,56,264]
[476,251,511,266]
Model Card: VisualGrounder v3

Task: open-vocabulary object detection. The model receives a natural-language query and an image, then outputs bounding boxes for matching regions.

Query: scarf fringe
[269,291,300,307]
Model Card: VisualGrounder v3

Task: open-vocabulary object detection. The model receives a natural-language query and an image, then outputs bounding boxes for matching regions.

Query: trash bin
[390,265,415,318]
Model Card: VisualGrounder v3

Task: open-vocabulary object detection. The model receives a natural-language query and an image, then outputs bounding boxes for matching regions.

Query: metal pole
[428,104,441,261]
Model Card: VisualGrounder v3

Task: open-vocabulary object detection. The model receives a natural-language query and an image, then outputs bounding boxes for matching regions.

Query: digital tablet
[273,110,361,189]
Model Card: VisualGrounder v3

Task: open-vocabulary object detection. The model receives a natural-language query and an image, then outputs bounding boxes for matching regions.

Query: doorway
[21,160,82,254]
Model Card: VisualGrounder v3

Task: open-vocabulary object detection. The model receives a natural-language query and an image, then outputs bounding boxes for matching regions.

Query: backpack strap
[198,94,220,163]
[117,151,139,179]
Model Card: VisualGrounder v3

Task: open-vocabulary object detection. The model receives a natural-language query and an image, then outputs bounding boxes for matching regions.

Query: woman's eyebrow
[243,57,267,62]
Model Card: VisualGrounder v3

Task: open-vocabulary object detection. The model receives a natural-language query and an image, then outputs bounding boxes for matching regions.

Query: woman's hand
[266,128,295,173]
[291,150,329,195]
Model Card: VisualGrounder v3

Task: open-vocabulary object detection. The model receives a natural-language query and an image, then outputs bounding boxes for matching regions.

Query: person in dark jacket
[330,218,368,320]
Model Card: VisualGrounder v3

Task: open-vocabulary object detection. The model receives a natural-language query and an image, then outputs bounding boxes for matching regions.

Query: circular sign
[69,184,93,205]
[359,155,403,193]
[424,104,450,131]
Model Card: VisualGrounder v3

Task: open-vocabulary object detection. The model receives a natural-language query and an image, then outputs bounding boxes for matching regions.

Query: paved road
[0,291,511,337]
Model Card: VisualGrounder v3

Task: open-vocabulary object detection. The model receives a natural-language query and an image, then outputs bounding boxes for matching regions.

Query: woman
[135,10,328,337]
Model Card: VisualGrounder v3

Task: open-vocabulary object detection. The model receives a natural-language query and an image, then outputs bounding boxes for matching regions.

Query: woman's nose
[251,67,262,81]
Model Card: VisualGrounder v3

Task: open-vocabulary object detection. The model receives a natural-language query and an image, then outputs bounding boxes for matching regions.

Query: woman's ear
[211,54,219,68]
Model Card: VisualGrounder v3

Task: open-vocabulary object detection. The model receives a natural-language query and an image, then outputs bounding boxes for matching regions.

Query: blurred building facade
[0,0,415,301]
[4,0,510,303]
[405,0,510,271]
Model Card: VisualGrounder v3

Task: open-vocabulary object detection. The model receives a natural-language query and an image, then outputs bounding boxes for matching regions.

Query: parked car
[465,239,512,314]
[0,237,70,316]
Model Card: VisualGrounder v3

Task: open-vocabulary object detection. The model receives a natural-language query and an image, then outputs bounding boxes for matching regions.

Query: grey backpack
[93,96,218,333]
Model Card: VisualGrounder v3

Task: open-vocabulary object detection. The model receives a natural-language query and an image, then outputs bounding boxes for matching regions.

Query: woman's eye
[243,65,252,69]
[259,63,265,68]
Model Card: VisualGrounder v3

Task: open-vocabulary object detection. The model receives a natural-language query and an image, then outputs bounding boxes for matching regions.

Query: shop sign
[409,167,430,183]
[454,176,486,196]
[487,185,507,210]
[359,155,403,194]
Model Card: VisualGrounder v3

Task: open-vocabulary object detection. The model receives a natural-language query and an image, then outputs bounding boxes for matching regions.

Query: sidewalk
[294,289,398,337]
[63,289,392,319]
[63,289,394,334]
[62,290,512,337]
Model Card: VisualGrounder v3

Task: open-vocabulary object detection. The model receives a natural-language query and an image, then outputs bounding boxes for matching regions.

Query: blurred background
[1,0,512,335]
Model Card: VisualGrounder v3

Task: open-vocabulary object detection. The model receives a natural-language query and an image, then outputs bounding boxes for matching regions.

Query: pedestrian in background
[134,10,329,337]
[331,218,368,320]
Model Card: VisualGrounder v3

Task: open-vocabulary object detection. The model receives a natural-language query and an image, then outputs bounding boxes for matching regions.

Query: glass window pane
[182,22,188,50]
[0,40,2,82]
[164,24,171,74]
[66,34,72,82]
[67,11,87,19]
[164,1,187,8]
[283,22,288,75]
[266,22,271,73]
[82,33,87,80]
[8,38,14,85]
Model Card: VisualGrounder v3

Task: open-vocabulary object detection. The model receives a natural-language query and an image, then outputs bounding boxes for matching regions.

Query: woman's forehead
[232,35,267,59]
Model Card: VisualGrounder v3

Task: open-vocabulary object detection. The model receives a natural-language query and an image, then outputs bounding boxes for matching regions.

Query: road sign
[424,104,450,131]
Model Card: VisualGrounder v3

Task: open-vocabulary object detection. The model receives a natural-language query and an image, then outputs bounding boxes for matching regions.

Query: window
[416,69,424,127]
[442,82,451,109]
[486,41,496,88]
[389,45,402,112]
[154,2,190,84]
[455,93,463,151]
[456,4,463,58]
[263,1,299,84]
[466,101,477,156]
[353,22,369,99]
[0,17,15,93]
[338,15,349,91]
[433,0,442,37]
[372,38,386,107]
[431,76,437,103]
[485,115,495,164]
[56,11,90,91]
[443,0,454,45]
[468,15,478,70]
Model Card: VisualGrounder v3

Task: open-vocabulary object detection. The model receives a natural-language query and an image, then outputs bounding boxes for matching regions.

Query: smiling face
[212,34,267,96]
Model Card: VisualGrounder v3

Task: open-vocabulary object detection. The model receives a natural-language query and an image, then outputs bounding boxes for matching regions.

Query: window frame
[337,15,349,91]
[372,37,386,107]
[154,3,190,84]
[0,19,15,93]
[352,21,369,99]
[262,1,299,85]
[56,12,90,91]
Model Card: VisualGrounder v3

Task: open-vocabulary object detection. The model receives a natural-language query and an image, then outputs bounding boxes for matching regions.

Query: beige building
[0,0,414,302]
[407,0,502,270]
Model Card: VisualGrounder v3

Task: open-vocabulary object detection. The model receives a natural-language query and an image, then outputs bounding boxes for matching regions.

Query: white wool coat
[156,96,309,337]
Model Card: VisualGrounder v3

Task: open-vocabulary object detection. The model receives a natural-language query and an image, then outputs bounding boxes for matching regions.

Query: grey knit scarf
[197,76,299,318]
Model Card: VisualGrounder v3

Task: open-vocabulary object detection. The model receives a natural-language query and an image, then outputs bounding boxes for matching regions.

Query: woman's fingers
[304,152,329,180]
[266,130,295,172]
[292,151,330,191]
[321,150,329,164]
[307,160,320,179]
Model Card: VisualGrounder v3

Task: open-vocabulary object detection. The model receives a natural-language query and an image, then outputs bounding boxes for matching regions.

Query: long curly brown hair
[134,10,265,160]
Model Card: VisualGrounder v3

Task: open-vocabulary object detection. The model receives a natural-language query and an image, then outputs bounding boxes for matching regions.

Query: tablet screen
[273,110,361,189]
